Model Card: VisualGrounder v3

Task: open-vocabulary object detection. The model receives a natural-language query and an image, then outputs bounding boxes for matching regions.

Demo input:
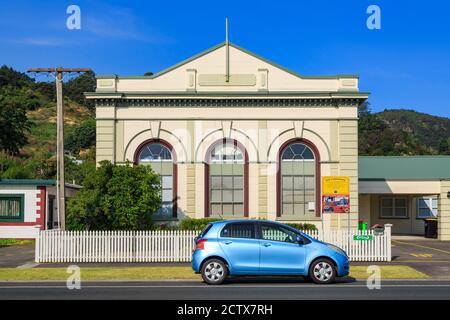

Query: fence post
[34,228,40,263]
[384,224,392,261]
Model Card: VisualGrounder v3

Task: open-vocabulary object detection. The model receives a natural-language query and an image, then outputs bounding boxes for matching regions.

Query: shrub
[179,218,222,230]
[66,161,161,230]
[285,223,318,231]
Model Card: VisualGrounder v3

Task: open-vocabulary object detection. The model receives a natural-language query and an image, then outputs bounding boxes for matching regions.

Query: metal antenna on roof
[225,17,230,82]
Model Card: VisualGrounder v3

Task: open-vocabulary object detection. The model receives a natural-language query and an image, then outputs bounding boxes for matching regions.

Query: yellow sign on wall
[322,176,350,214]
[322,176,350,195]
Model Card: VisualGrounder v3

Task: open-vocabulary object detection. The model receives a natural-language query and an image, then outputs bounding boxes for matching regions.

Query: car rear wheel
[201,259,228,285]
[309,258,336,284]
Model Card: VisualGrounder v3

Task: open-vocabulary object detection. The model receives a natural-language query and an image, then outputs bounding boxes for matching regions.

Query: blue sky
[1,0,449,117]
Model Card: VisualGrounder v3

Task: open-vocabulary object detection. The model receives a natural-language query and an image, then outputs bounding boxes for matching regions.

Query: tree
[0,65,34,88]
[0,87,31,154]
[66,161,162,230]
[0,152,32,179]
[64,71,96,109]
[64,119,96,154]
[144,71,154,76]
[65,155,96,186]
[438,138,450,155]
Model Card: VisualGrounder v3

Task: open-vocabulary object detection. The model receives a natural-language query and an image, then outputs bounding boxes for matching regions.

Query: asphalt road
[1,279,450,300]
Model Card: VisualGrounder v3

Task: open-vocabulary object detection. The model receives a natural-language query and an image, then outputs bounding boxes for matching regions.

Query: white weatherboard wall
[0,226,40,239]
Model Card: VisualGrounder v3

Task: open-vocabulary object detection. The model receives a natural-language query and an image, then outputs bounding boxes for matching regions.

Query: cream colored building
[86,41,450,240]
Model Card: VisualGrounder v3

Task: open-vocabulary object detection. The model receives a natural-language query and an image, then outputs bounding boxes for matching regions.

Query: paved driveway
[389,238,450,278]
[0,244,35,268]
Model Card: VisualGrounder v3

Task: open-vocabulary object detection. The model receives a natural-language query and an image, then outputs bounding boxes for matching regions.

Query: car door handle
[223,240,233,245]
[262,243,271,247]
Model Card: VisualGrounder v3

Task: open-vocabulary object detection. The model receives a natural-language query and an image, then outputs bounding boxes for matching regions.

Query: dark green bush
[66,161,161,230]
[285,223,318,231]
[64,119,96,154]
[174,218,317,231]
[179,218,222,230]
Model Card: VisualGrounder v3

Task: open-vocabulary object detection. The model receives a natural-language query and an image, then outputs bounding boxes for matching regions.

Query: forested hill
[0,65,96,183]
[358,105,450,156]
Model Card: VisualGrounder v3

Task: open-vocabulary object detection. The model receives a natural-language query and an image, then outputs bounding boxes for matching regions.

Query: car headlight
[327,244,347,257]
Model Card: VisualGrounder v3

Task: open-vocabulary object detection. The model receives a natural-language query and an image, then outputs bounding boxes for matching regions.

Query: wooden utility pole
[27,67,91,230]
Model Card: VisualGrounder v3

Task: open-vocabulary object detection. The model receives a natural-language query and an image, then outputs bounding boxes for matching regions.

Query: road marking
[389,260,450,263]
[2,284,450,289]
[410,253,433,258]
[393,240,450,255]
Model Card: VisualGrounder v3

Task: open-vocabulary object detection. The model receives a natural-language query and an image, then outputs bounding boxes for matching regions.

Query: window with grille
[280,143,316,219]
[138,142,174,217]
[380,197,408,218]
[417,197,438,219]
[0,194,24,222]
[209,142,245,218]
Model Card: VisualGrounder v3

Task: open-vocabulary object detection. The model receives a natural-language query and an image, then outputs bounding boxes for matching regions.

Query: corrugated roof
[0,179,81,188]
[359,156,450,180]
[0,179,56,186]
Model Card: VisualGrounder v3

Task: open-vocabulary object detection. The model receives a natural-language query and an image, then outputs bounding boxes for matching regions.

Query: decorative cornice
[94,97,364,108]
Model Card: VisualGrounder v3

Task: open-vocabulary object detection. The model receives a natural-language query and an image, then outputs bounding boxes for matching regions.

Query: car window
[220,223,255,239]
[260,224,298,243]
[198,223,213,238]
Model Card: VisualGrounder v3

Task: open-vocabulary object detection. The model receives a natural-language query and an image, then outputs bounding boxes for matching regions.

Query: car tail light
[196,239,208,250]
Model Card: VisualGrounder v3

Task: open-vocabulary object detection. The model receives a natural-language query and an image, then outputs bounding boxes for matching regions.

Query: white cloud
[83,5,172,44]
[8,37,77,47]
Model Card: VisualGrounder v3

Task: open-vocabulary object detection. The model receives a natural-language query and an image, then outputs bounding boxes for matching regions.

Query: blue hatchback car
[192,220,349,285]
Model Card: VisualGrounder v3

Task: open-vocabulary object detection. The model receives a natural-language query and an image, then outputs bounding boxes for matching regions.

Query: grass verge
[0,265,429,281]
[0,239,34,246]
[349,265,429,279]
[0,267,201,281]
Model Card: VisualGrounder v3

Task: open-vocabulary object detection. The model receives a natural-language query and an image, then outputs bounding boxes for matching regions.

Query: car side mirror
[194,236,199,243]
[296,235,303,245]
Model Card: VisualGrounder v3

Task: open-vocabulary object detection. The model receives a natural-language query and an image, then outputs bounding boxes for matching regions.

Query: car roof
[210,219,285,226]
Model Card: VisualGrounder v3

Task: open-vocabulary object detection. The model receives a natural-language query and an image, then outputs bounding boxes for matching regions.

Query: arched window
[206,139,248,218]
[135,140,177,218]
[278,140,320,219]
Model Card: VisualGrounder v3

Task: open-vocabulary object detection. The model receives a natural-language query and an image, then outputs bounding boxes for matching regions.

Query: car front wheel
[309,258,336,284]
[201,259,228,285]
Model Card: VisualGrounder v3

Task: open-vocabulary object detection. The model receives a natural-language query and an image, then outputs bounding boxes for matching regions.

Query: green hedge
[151,218,317,232]
[149,218,222,231]
[178,218,222,230]
[285,223,318,231]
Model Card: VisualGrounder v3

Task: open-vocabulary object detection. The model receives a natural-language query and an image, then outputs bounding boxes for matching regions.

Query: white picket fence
[35,225,391,263]
[303,227,391,262]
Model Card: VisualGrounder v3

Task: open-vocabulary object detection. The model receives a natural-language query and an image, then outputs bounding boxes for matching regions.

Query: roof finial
[225,17,230,82]
[225,17,229,44]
